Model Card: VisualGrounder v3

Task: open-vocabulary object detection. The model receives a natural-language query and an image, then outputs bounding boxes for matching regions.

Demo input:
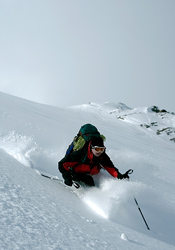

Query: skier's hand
[122,172,129,179]
[64,177,73,186]
[117,172,125,180]
[117,172,129,180]
[117,169,133,180]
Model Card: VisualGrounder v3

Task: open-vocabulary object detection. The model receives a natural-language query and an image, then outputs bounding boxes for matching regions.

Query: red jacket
[59,142,119,178]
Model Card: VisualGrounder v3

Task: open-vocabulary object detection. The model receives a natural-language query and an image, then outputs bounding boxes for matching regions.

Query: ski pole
[134,197,150,230]
[126,169,150,230]
[73,182,80,189]
[125,169,133,176]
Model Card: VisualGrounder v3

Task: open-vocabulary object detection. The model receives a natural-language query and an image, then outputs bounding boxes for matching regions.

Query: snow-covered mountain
[71,102,175,143]
[0,91,175,250]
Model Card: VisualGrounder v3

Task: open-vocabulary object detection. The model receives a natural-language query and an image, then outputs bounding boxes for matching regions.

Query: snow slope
[0,92,175,249]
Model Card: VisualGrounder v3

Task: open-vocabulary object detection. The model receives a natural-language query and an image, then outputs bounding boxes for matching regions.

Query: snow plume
[76,177,145,221]
[0,130,38,168]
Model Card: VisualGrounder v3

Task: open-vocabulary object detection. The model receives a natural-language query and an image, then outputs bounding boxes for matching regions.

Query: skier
[58,136,129,187]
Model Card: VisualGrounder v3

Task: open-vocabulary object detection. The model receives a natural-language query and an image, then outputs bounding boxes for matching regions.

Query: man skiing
[59,136,129,187]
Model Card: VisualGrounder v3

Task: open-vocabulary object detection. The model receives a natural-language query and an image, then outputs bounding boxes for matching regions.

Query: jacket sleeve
[100,153,121,178]
[58,154,72,180]
[58,147,87,180]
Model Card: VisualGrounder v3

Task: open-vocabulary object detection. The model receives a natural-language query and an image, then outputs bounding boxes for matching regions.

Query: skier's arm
[58,148,86,185]
[100,153,124,179]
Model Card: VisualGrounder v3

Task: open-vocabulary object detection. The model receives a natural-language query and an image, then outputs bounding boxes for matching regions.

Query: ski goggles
[91,146,106,152]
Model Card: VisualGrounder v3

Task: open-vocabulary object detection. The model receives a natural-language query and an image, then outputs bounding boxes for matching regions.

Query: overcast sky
[0,0,175,111]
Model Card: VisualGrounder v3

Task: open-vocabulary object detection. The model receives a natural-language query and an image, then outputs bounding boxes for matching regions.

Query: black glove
[117,172,129,180]
[122,172,129,179]
[64,176,73,186]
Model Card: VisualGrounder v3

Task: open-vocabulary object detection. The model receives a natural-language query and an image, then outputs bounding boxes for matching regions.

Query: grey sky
[0,0,175,111]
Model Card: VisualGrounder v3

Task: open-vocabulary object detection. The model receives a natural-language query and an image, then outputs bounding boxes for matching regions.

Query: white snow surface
[0,92,175,250]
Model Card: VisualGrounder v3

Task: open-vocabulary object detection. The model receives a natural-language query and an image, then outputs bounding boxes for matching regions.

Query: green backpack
[66,124,105,155]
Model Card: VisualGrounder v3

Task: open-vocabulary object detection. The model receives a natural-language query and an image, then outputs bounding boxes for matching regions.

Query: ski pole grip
[73,182,80,189]
[125,169,133,175]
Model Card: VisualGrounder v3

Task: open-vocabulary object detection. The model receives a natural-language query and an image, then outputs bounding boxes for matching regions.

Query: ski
[40,172,80,189]
[40,173,62,182]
